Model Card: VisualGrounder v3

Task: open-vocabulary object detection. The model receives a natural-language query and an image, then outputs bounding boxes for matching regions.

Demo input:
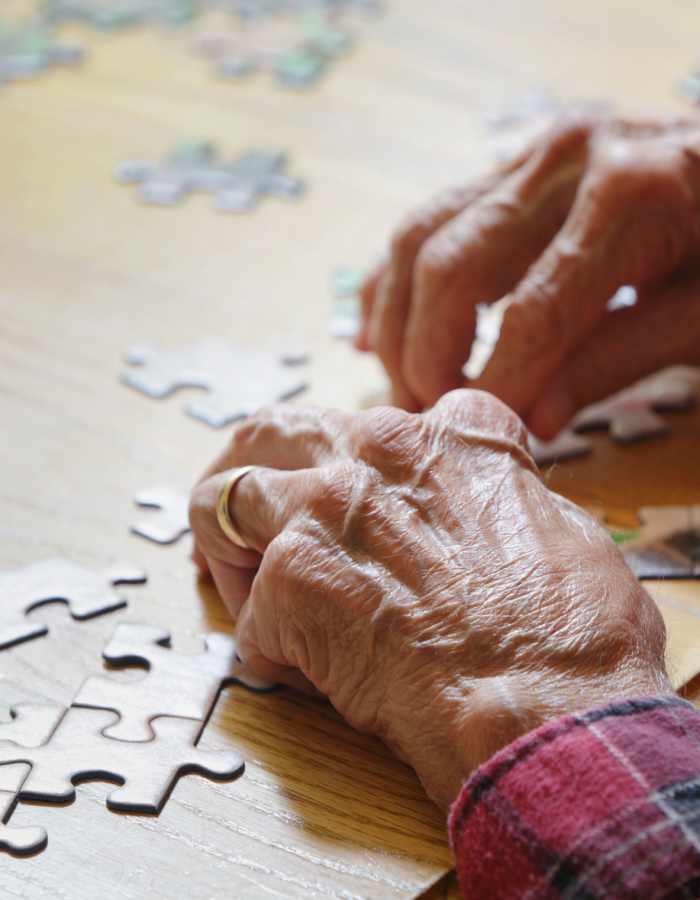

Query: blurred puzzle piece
[572,368,698,443]
[73,623,273,742]
[0,558,146,651]
[121,337,309,427]
[115,141,304,211]
[528,430,592,466]
[132,486,190,545]
[620,506,700,580]
[0,19,83,85]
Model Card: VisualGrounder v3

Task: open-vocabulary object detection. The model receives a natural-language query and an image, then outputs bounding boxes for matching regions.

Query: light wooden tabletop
[2,1,700,897]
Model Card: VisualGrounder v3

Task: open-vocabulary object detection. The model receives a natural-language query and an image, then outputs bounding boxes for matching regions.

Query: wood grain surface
[2,0,700,896]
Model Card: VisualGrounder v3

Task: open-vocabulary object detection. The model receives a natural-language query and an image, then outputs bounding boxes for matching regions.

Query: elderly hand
[189,391,668,808]
[359,115,700,438]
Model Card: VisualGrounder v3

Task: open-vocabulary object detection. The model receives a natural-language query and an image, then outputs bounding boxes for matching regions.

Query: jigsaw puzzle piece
[620,506,700,580]
[572,369,698,443]
[2,708,244,814]
[131,486,190,545]
[121,339,309,427]
[0,704,66,856]
[528,430,592,466]
[74,624,272,742]
[0,558,146,651]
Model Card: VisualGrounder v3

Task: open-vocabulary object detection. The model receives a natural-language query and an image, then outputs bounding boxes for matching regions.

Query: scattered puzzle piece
[121,337,308,427]
[0,558,146,651]
[42,0,196,29]
[528,430,592,466]
[74,623,273,742]
[115,142,305,211]
[329,266,364,339]
[620,506,700,580]
[0,19,83,85]
[572,369,698,443]
[132,486,190,545]
[0,707,244,815]
[0,704,66,856]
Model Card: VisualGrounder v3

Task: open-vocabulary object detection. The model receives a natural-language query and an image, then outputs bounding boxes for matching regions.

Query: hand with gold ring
[189,391,667,809]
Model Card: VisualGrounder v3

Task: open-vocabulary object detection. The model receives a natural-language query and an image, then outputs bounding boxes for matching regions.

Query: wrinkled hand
[359,115,700,438]
[189,391,668,808]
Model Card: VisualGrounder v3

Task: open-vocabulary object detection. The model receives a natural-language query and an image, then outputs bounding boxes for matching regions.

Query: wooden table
[2,1,699,896]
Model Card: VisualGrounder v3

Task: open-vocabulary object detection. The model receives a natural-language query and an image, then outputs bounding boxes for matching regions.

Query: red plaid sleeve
[449,694,700,899]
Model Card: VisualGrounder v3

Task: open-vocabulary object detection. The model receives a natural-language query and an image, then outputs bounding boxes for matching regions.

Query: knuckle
[433,388,530,449]
[263,529,307,583]
[351,406,423,471]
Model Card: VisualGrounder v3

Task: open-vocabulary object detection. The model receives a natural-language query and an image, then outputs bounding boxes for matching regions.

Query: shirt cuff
[448,694,700,899]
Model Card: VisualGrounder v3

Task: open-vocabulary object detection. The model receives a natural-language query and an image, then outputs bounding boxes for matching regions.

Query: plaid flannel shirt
[449,695,700,899]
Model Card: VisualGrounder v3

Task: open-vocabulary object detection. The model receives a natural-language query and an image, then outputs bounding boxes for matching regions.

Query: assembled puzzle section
[115,141,305,211]
[121,337,309,427]
[73,623,273,742]
[0,704,66,856]
[131,486,190,545]
[0,558,146,651]
[0,707,244,817]
[42,0,197,29]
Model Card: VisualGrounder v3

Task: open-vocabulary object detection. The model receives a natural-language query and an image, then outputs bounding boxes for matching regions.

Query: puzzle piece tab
[572,369,698,443]
[131,486,190,545]
[74,623,273,742]
[0,704,65,856]
[621,506,700,580]
[115,142,304,211]
[121,338,308,427]
[0,707,244,815]
[0,558,146,651]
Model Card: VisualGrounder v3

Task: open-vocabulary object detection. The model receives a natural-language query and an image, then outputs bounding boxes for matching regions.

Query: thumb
[525,271,700,439]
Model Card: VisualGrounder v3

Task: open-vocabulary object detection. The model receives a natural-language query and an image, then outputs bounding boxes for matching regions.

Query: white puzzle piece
[0,707,244,814]
[528,430,592,466]
[572,369,698,443]
[73,623,274,742]
[132,486,190,545]
[0,558,146,651]
[121,338,308,427]
[0,705,65,856]
[621,506,700,580]
[116,142,304,212]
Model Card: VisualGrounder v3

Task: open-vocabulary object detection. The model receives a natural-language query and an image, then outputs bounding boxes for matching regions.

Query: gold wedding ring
[216,465,257,549]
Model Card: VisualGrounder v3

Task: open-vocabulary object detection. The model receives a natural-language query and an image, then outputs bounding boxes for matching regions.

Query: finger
[369,146,535,410]
[355,261,386,352]
[474,138,700,418]
[401,121,592,407]
[195,405,351,488]
[526,270,700,438]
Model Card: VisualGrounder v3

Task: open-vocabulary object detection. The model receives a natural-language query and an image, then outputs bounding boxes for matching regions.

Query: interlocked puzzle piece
[572,369,698,443]
[42,0,196,29]
[0,704,65,856]
[0,19,83,85]
[0,558,146,651]
[121,337,309,427]
[620,506,700,580]
[115,141,304,211]
[528,430,592,466]
[0,706,244,817]
[131,486,190,545]
[74,623,273,741]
